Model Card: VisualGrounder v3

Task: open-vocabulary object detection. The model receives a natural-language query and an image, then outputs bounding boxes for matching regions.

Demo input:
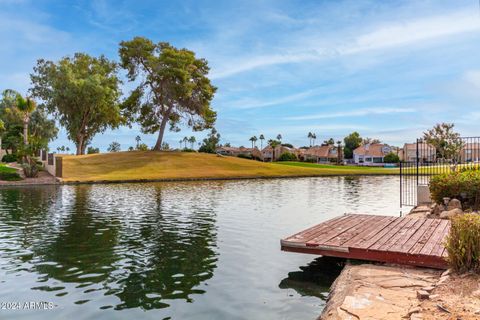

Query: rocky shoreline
[319,201,480,320]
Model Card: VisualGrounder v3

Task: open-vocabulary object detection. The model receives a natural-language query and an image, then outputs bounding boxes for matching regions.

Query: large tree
[30,53,124,155]
[0,90,57,154]
[119,37,217,151]
[343,131,362,159]
[423,123,463,161]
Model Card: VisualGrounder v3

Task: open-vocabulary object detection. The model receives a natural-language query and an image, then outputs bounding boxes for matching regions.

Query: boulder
[417,290,430,299]
[447,198,462,211]
[439,208,463,219]
[431,203,445,216]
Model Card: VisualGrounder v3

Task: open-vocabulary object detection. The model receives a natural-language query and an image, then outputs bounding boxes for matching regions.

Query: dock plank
[281,214,450,269]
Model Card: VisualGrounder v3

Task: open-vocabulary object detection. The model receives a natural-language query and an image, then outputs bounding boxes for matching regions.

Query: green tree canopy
[423,123,463,161]
[384,152,400,163]
[30,53,124,155]
[343,132,362,159]
[119,37,217,151]
[0,89,57,154]
[198,128,220,154]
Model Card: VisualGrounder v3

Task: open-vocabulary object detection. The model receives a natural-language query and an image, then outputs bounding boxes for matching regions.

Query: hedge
[429,170,480,210]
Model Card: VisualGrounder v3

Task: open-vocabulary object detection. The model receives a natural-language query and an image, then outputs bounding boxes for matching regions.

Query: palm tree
[336,140,342,164]
[188,136,196,149]
[15,94,37,145]
[135,135,141,148]
[308,132,313,147]
[179,139,183,149]
[268,139,281,162]
[249,136,255,148]
[182,136,188,149]
[259,134,265,149]
[252,136,258,148]
[276,134,282,143]
[312,133,317,146]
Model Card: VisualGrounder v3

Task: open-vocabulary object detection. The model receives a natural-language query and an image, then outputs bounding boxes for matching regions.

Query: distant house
[261,145,298,161]
[353,143,392,165]
[216,146,262,159]
[300,145,338,163]
[402,143,436,162]
[460,142,480,163]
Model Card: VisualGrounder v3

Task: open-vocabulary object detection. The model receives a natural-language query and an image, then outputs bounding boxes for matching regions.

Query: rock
[441,269,452,277]
[410,312,423,320]
[431,203,445,216]
[439,208,463,219]
[447,198,462,210]
[408,306,421,315]
[421,286,435,292]
[417,290,430,300]
[429,294,440,300]
[437,275,450,285]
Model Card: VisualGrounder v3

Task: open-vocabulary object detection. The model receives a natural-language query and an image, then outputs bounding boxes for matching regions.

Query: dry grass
[61,151,398,182]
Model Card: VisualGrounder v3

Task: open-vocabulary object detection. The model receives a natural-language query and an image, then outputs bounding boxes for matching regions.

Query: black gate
[400,137,480,207]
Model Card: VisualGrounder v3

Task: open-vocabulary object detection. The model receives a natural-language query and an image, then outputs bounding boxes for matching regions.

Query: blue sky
[1,0,480,151]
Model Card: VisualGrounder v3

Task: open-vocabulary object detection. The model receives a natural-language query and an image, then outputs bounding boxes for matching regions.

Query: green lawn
[275,161,399,173]
[60,152,399,183]
[0,164,22,181]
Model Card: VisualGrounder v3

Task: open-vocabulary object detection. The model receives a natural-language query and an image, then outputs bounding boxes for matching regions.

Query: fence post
[416,138,419,187]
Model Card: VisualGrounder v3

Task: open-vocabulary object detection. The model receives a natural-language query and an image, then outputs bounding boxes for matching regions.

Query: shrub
[384,152,400,163]
[278,152,297,161]
[136,143,149,151]
[445,213,480,273]
[237,153,252,159]
[1,154,17,163]
[429,170,480,209]
[87,146,100,154]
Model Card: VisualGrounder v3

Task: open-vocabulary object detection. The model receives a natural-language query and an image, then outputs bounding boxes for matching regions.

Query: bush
[429,170,480,210]
[237,153,252,159]
[181,148,196,153]
[278,152,297,161]
[445,213,480,273]
[1,154,17,163]
[87,146,100,154]
[384,152,400,163]
[136,143,149,151]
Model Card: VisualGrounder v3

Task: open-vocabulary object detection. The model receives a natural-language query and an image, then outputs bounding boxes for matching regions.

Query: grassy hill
[60,151,398,183]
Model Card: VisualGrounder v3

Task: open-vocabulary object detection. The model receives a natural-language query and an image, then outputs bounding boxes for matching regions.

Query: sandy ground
[420,272,480,320]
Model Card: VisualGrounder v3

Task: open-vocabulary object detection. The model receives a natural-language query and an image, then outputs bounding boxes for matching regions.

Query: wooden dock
[281,214,450,269]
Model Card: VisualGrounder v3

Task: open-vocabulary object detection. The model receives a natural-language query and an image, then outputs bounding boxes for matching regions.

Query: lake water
[0,176,403,320]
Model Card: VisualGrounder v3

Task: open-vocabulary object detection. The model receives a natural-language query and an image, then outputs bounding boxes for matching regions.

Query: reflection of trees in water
[342,176,362,204]
[34,185,119,287]
[111,184,218,310]
[0,186,58,265]
[279,257,345,300]
[22,183,219,311]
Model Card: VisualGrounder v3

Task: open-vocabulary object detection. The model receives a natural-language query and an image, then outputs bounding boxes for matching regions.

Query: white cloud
[285,107,416,120]
[228,88,323,109]
[343,10,480,54]
[211,9,480,79]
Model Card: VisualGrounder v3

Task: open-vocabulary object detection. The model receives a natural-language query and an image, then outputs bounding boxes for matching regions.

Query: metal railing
[400,137,480,207]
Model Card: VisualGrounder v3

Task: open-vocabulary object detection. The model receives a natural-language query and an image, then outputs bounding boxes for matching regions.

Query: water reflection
[279,257,345,300]
[0,184,218,312]
[0,176,401,319]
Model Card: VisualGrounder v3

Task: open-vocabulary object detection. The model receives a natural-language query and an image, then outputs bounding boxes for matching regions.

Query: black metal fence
[400,137,480,207]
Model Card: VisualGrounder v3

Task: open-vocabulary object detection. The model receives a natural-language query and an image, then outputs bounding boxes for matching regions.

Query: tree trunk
[153,111,171,151]
[23,120,28,145]
[76,135,85,155]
